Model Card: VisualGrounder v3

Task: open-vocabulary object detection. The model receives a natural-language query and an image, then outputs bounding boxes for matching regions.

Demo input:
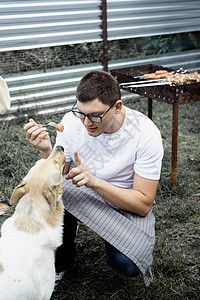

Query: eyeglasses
[71,100,116,123]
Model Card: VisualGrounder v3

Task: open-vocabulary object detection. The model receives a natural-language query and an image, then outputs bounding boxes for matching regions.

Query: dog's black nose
[55,146,64,152]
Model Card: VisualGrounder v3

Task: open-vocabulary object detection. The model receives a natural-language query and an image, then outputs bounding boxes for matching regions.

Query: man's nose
[83,116,93,126]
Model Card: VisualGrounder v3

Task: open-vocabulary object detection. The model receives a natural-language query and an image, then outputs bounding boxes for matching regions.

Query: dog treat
[56,123,64,132]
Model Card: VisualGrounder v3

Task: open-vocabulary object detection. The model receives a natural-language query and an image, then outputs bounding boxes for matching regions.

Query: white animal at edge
[0,147,65,300]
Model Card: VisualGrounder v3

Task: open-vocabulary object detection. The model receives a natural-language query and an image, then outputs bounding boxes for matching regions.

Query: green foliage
[143,32,200,55]
[108,38,149,60]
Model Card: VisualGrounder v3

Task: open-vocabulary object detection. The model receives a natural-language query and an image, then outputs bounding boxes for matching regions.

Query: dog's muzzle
[55,145,64,152]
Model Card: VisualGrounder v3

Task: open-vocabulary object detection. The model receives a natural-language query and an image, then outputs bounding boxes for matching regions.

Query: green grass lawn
[0,99,199,299]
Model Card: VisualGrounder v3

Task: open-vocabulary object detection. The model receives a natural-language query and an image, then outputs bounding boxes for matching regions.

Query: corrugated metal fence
[0,0,102,51]
[3,49,200,120]
[107,0,200,40]
[1,0,200,51]
[0,0,200,119]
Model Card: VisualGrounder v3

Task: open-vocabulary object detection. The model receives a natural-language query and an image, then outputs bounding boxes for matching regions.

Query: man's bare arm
[66,152,158,216]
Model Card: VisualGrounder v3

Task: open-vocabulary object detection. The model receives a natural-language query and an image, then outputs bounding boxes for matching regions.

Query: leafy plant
[143,32,200,55]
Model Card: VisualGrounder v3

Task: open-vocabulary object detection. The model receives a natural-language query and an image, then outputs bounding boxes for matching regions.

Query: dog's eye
[53,160,60,167]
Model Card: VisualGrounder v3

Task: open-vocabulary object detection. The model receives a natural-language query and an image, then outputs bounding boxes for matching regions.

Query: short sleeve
[134,131,164,180]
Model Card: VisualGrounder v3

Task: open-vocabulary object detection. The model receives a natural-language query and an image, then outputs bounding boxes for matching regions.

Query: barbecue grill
[110,64,200,188]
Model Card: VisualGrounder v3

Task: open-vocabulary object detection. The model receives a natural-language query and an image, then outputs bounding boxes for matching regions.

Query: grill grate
[110,64,200,104]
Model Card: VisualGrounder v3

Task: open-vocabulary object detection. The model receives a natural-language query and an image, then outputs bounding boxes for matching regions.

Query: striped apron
[62,179,155,287]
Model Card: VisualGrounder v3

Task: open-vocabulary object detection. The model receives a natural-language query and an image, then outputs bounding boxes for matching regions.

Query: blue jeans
[55,211,140,277]
[105,242,141,277]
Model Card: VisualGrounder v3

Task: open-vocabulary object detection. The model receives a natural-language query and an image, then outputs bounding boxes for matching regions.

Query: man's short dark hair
[76,70,121,106]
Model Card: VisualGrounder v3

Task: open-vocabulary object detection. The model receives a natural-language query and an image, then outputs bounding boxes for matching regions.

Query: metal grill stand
[111,65,200,188]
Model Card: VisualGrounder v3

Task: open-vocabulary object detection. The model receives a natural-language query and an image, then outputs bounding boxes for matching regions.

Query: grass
[0,99,199,300]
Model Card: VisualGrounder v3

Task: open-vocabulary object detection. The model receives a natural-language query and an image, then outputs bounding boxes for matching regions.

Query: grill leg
[171,103,178,188]
[148,98,152,119]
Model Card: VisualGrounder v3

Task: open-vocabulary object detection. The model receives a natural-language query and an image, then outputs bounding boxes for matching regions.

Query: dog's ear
[0,200,10,215]
[10,181,28,205]
[43,185,63,212]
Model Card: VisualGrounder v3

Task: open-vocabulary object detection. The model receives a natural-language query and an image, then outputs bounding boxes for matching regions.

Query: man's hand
[66,151,96,188]
[66,153,158,216]
[24,118,52,158]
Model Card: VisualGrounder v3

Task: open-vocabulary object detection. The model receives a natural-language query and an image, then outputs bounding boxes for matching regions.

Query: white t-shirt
[55,105,163,189]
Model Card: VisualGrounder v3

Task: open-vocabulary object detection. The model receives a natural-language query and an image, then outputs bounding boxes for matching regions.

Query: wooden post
[148,97,152,119]
[102,0,108,72]
[171,103,179,188]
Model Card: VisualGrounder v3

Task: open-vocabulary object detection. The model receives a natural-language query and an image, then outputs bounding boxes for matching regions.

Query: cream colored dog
[0,146,65,300]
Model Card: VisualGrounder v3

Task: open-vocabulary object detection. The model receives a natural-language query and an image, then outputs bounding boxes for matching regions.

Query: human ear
[115,100,123,114]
